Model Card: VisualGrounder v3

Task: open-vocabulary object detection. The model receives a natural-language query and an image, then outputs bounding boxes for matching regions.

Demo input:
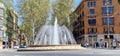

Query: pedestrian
[99,39,104,48]
[84,41,89,47]
[86,42,89,47]
[104,42,109,48]
[112,38,117,49]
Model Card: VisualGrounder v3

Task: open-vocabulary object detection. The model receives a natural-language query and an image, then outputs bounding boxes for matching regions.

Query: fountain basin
[17,45,86,51]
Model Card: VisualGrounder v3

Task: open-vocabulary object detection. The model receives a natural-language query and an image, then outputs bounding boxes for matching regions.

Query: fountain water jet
[53,18,59,45]
[34,17,76,45]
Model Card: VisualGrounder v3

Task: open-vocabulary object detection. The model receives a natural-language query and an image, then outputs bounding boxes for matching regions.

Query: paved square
[0,49,120,56]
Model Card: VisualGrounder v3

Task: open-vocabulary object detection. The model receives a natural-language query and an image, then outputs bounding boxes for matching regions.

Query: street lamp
[105,1,110,48]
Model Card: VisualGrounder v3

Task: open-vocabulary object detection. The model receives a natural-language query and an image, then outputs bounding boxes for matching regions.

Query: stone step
[17,45,86,51]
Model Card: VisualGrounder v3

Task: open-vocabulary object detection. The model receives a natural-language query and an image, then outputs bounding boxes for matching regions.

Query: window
[88,28,97,34]
[93,1,96,7]
[103,27,114,33]
[82,12,84,16]
[0,20,3,25]
[102,7,114,14]
[0,30,3,37]
[119,23,120,26]
[79,15,81,18]
[88,1,93,7]
[109,27,114,33]
[88,1,96,7]
[88,19,96,26]
[102,17,114,25]
[104,27,108,33]
[104,35,113,39]
[80,21,84,27]
[90,9,95,14]
[0,9,3,16]
[88,2,92,7]
[103,0,112,6]
[109,0,112,5]
[88,35,97,41]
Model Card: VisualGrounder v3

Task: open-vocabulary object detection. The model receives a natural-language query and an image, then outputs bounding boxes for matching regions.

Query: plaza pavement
[0,48,120,56]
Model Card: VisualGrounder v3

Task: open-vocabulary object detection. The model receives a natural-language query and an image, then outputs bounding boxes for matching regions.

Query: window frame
[88,28,97,34]
[102,7,114,14]
[102,17,114,25]
[88,19,96,26]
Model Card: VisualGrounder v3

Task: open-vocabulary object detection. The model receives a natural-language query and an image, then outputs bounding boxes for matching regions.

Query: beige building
[0,3,7,49]
[73,0,120,45]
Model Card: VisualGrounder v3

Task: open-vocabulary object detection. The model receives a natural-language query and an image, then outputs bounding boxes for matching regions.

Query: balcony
[87,14,97,17]
[88,32,97,34]
[103,31,114,34]
[102,5,113,8]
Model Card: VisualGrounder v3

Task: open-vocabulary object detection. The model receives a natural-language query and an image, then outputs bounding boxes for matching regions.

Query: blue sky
[75,0,82,8]
[14,0,82,26]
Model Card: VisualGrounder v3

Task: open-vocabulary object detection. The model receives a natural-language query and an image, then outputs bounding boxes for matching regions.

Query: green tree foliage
[52,0,75,27]
[5,8,14,42]
[69,12,79,31]
[118,0,120,4]
[18,0,50,44]
[0,0,13,7]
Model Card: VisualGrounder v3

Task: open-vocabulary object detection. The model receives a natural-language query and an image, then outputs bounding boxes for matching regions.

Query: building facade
[0,3,7,49]
[0,1,19,48]
[73,0,120,45]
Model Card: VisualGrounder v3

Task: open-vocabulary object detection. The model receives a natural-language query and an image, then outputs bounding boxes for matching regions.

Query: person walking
[98,39,104,48]
[112,38,117,49]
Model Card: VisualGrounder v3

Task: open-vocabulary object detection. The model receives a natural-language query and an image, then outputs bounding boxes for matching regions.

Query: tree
[18,0,50,44]
[0,0,13,7]
[69,12,79,31]
[118,0,120,4]
[52,0,75,27]
[5,8,17,42]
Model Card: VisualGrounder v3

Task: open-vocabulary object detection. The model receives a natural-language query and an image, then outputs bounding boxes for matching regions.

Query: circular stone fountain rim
[29,44,78,47]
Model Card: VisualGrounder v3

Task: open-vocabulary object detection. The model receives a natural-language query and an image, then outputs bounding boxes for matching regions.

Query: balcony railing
[103,31,114,34]
[88,32,97,34]
[87,14,97,16]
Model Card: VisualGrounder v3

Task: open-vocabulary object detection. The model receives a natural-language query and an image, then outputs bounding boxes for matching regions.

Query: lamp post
[106,1,110,48]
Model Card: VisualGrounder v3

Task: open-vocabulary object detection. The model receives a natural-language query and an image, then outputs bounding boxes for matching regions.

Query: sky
[14,0,82,26]
[75,0,82,8]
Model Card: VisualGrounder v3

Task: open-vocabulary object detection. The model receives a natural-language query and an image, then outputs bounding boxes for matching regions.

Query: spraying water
[52,17,59,44]
[34,17,76,45]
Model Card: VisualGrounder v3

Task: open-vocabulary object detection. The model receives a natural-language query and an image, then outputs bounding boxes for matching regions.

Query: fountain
[17,17,85,51]
[33,17,76,45]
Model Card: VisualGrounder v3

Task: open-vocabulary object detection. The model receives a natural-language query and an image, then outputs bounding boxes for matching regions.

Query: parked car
[19,45,27,48]
[13,45,19,49]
